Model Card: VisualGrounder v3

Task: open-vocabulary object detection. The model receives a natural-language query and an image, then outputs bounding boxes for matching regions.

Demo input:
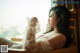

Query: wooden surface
[8,45,78,53]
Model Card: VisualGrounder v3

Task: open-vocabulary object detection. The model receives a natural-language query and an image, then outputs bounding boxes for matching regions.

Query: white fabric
[36,38,53,50]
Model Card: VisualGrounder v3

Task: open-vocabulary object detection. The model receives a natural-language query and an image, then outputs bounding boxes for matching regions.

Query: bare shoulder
[55,33,66,40]
[48,33,66,49]
[48,33,66,41]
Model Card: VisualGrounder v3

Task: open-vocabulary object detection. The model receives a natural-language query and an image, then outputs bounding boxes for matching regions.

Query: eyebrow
[49,14,54,17]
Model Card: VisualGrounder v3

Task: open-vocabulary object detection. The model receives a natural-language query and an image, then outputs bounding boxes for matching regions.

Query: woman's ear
[57,15,63,23]
[57,17,60,22]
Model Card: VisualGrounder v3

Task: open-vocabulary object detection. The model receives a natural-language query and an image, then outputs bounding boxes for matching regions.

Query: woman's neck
[54,28,59,33]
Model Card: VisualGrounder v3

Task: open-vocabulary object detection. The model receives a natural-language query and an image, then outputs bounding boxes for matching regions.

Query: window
[0,0,51,49]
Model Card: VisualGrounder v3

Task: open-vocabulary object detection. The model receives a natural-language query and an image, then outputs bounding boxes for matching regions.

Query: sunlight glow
[0,0,51,37]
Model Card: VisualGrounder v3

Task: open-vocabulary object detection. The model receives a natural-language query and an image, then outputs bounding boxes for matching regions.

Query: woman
[34,5,72,51]
[0,6,72,52]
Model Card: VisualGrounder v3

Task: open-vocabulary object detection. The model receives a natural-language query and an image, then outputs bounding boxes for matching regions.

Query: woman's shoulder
[36,32,67,49]
[50,33,66,43]
[48,33,66,49]
[55,33,66,39]
[44,32,66,40]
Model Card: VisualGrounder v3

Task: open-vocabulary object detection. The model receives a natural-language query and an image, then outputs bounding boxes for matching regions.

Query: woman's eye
[50,15,52,17]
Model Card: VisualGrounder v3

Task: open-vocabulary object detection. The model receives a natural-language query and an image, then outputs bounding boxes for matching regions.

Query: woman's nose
[48,19,50,24]
[48,19,50,22]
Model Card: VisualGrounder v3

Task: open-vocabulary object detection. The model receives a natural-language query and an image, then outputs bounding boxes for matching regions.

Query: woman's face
[49,11,58,28]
